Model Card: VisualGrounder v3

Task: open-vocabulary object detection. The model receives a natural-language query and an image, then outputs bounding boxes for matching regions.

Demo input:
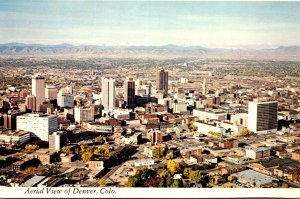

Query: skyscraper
[49,131,68,151]
[74,106,95,123]
[25,95,36,112]
[156,69,168,96]
[101,78,116,111]
[202,78,206,95]
[45,85,58,100]
[248,100,278,133]
[32,74,45,111]
[124,77,135,107]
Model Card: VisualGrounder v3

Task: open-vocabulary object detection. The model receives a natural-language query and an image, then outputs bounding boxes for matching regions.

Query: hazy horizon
[1,1,300,49]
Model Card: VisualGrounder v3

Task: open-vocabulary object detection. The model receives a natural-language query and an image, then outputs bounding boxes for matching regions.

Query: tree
[97,147,110,155]
[66,172,72,179]
[74,147,79,154]
[171,179,181,187]
[181,179,190,187]
[24,167,36,175]
[95,136,105,144]
[127,176,140,187]
[25,144,39,153]
[167,160,181,174]
[80,145,88,153]
[158,169,170,178]
[165,175,173,187]
[183,168,192,177]
[86,146,95,153]
[62,146,71,155]
[227,175,235,182]
[208,131,222,137]
[187,122,198,131]
[144,178,161,187]
[189,170,201,183]
[166,151,174,160]
[38,169,48,176]
[98,178,106,187]
[180,160,188,168]
[81,151,93,162]
[238,128,251,136]
[152,147,164,159]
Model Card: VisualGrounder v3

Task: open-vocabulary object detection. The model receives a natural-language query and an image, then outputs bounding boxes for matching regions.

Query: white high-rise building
[32,74,45,111]
[101,78,115,111]
[17,113,58,141]
[248,100,278,134]
[74,106,94,124]
[57,92,74,108]
[49,131,68,151]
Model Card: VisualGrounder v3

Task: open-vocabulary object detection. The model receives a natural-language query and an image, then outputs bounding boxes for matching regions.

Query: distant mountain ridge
[0,43,300,60]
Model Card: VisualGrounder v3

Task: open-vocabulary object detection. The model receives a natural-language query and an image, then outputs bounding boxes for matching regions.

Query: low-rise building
[0,129,30,145]
[219,165,246,175]
[245,147,271,160]
[189,154,215,164]
[193,108,227,121]
[21,175,46,187]
[291,150,300,161]
[88,157,107,170]
[231,169,279,187]
[193,120,244,136]
[120,132,142,145]
[27,149,59,165]
[134,158,155,167]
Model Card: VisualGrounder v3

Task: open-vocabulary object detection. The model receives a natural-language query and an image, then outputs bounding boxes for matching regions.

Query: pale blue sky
[1,1,300,48]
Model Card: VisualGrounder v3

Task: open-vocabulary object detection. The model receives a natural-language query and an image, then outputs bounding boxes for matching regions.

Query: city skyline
[1,1,300,48]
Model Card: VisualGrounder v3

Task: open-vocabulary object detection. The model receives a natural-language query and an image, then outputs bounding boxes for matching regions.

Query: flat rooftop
[0,129,29,136]
[232,169,278,185]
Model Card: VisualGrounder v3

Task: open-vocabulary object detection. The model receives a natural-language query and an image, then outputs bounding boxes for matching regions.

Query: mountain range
[1,43,300,60]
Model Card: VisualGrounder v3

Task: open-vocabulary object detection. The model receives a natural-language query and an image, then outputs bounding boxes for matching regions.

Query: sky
[0,1,300,48]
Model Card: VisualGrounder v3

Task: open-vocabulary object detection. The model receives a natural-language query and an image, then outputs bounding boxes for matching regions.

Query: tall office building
[101,78,115,111]
[3,111,20,130]
[57,92,74,108]
[156,70,168,96]
[49,131,68,151]
[17,113,58,141]
[248,100,278,133]
[74,106,95,124]
[45,85,58,100]
[25,95,36,112]
[124,78,135,107]
[32,74,45,111]
[202,78,206,95]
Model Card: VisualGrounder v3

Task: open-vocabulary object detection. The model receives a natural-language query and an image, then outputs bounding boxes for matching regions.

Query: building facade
[248,101,278,133]
[32,74,45,111]
[45,85,58,100]
[48,131,68,151]
[101,78,116,111]
[17,113,58,141]
[124,78,135,107]
[156,70,168,96]
[57,92,74,108]
[74,106,94,124]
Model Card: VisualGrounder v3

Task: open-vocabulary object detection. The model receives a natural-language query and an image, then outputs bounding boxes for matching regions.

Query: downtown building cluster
[0,67,300,188]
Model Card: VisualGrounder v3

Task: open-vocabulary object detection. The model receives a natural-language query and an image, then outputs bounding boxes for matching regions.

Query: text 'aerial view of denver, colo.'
[1,1,300,189]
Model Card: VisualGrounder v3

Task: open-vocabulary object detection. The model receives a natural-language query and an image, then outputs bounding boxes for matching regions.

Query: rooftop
[232,169,278,185]
[0,129,29,136]
[21,175,46,187]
